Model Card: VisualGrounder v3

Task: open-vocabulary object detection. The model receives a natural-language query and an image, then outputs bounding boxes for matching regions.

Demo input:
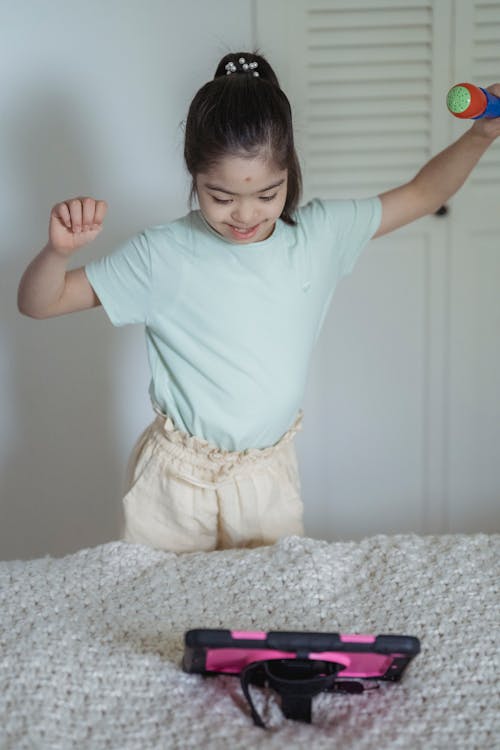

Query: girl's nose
[230,202,257,226]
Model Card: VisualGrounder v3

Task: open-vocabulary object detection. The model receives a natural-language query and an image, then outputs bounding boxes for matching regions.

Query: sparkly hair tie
[225,57,259,77]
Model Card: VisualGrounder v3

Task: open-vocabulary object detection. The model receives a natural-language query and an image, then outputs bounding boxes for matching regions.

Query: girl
[18,53,500,553]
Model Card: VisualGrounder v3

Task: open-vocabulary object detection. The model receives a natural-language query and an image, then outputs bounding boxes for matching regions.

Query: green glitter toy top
[447,85,471,113]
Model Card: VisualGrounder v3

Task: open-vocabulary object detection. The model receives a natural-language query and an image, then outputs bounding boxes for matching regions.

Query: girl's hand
[49,197,108,256]
[469,84,500,141]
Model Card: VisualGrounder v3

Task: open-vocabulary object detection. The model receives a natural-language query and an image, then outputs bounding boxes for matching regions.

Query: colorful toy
[447,83,500,119]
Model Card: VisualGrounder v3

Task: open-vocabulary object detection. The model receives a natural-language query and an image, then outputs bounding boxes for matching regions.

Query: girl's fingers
[82,197,96,229]
[68,199,83,232]
[56,203,71,228]
[93,200,108,226]
[52,197,107,233]
[486,82,500,97]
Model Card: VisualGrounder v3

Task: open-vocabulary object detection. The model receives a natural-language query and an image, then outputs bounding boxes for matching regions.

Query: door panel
[257,0,500,536]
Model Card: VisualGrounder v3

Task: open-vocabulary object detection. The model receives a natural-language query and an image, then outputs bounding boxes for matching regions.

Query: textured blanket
[0,534,499,749]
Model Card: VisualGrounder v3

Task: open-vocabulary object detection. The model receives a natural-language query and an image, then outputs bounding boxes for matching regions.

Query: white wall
[0,0,256,559]
[7,1,498,562]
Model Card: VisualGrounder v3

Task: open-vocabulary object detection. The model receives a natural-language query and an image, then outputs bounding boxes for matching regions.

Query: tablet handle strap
[240,658,344,729]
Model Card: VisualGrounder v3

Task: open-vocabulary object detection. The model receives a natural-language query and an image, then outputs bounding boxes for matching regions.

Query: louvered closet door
[447,0,500,532]
[257,0,455,538]
[292,0,437,199]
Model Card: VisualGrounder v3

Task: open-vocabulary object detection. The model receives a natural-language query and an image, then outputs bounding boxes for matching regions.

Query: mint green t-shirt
[85,197,381,450]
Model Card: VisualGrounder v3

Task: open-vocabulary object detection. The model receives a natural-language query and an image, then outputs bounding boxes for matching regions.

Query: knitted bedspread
[1,534,499,749]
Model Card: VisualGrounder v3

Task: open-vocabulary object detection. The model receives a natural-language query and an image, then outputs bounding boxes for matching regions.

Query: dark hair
[184,51,302,225]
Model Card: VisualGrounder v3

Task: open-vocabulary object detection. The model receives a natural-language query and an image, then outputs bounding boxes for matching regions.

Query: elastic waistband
[151,402,303,477]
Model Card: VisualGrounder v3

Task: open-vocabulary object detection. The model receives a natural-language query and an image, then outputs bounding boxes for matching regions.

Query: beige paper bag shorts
[122,407,305,553]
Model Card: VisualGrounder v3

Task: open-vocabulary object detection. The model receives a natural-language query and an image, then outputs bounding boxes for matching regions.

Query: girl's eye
[210,193,278,205]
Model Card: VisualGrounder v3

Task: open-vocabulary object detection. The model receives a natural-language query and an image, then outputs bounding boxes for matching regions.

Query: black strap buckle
[240,658,364,728]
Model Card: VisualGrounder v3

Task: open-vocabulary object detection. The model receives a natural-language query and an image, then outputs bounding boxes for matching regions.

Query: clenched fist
[49,197,108,256]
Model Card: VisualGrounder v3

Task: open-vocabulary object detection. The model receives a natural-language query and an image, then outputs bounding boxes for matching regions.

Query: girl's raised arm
[373,83,500,239]
[18,197,107,319]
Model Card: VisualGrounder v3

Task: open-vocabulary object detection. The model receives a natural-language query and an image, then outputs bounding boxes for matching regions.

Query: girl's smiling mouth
[228,223,260,240]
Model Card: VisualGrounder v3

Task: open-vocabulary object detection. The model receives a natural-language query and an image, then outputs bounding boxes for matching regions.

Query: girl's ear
[188,179,197,209]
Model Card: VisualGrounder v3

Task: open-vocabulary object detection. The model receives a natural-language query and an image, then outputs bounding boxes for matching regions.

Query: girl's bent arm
[18,196,107,318]
[17,243,100,319]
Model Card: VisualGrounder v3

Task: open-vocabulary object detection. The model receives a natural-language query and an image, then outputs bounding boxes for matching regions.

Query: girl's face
[195,154,288,244]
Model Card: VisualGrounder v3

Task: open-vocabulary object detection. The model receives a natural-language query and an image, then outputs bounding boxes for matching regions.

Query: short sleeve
[327,196,382,276]
[298,196,382,281]
[85,231,152,326]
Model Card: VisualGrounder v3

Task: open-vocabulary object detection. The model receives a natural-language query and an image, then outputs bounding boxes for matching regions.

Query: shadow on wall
[0,89,130,560]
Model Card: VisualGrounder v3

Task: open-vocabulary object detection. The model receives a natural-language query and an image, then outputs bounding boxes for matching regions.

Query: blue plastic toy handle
[478,88,500,118]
